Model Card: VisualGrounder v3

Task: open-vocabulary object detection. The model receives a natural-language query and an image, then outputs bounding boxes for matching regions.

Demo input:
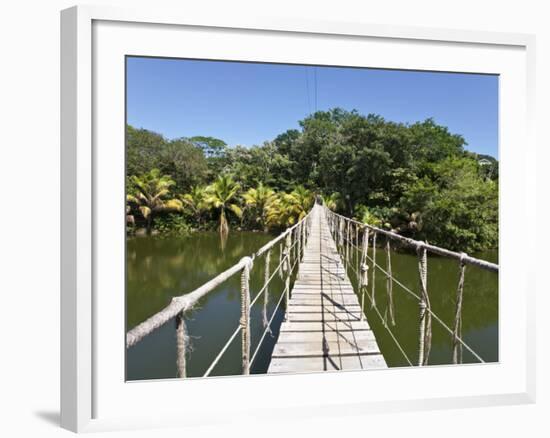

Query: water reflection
[126,232,498,380]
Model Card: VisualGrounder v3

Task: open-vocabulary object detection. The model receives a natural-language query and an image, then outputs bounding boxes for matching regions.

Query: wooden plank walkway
[268,204,387,374]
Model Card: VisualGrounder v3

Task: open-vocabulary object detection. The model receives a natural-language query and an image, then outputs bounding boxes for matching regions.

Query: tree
[323,192,343,212]
[127,169,183,234]
[242,183,277,231]
[157,138,209,193]
[283,186,314,224]
[181,185,209,228]
[126,125,166,176]
[399,157,498,252]
[205,175,243,235]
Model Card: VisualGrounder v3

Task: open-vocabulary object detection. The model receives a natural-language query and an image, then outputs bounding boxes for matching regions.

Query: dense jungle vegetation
[126,108,498,252]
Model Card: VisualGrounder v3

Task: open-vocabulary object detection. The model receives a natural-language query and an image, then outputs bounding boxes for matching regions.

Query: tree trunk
[219,209,229,235]
[146,216,153,235]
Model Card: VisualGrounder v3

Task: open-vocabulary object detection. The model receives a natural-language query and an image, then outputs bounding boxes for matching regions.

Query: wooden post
[371,232,377,308]
[386,239,395,326]
[240,256,253,374]
[176,312,187,378]
[452,256,467,364]
[263,249,271,331]
[284,232,292,321]
[417,244,431,366]
[359,227,369,321]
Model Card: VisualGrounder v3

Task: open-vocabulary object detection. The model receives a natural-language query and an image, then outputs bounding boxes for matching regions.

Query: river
[126,231,498,380]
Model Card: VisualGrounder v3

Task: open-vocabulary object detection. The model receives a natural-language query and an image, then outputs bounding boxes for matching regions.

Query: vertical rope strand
[386,238,396,326]
[176,312,188,378]
[240,257,252,374]
[453,254,467,364]
[359,227,370,321]
[262,249,272,335]
[371,232,377,308]
[284,232,291,322]
[417,244,432,366]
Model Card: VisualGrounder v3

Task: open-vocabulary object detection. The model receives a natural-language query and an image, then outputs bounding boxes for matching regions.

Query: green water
[126,232,498,380]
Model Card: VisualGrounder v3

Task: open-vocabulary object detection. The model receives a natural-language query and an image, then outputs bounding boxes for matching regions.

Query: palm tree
[324,192,342,211]
[127,169,183,234]
[283,185,313,223]
[242,183,277,231]
[181,185,208,228]
[205,175,243,235]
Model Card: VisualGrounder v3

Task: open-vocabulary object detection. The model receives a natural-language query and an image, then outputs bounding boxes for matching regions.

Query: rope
[203,325,241,377]
[371,232,377,309]
[204,237,303,377]
[240,257,253,374]
[347,258,484,363]
[355,224,359,278]
[250,285,286,366]
[385,239,396,326]
[284,232,292,322]
[327,209,485,364]
[453,254,467,364]
[262,249,272,336]
[363,284,413,366]
[417,244,432,366]
[176,312,188,378]
[359,227,369,321]
[278,242,283,279]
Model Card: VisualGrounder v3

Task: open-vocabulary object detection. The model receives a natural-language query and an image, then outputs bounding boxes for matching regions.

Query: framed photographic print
[61,4,536,432]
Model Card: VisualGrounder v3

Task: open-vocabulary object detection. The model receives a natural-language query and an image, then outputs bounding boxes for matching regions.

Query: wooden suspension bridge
[268,204,386,373]
[127,202,499,378]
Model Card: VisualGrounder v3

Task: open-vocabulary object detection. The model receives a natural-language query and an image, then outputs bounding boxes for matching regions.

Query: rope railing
[126,209,313,378]
[323,206,498,366]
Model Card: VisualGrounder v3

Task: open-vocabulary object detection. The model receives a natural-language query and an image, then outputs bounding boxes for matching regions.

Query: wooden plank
[279,321,373,332]
[285,312,361,322]
[268,354,387,373]
[288,305,361,313]
[272,339,381,357]
[276,330,377,345]
[268,204,387,374]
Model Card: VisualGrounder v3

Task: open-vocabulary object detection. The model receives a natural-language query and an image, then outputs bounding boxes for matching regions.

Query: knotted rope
[278,242,283,279]
[176,312,189,378]
[345,221,351,268]
[452,253,467,364]
[417,244,432,366]
[262,249,272,336]
[385,239,396,326]
[355,223,360,276]
[371,232,377,308]
[358,227,370,320]
[283,232,292,321]
[240,256,253,374]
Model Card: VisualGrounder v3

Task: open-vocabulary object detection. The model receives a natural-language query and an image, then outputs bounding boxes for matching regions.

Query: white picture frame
[60,4,536,433]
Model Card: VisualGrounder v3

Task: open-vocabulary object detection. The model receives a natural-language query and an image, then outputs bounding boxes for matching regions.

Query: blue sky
[126,57,498,158]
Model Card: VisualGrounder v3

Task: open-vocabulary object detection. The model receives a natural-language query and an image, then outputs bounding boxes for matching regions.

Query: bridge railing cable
[126,210,313,378]
[323,206,498,366]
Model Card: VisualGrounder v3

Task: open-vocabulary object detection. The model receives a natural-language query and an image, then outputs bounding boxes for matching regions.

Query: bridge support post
[284,232,292,321]
[176,312,188,378]
[452,254,467,364]
[359,227,369,321]
[417,244,432,366]
[240,257,253,374]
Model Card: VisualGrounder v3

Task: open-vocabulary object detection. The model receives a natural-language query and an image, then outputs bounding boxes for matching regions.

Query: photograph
[125,57,499,380]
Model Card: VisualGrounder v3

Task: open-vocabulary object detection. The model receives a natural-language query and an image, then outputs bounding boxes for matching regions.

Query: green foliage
[154,214,191,236]
[127,169,183,234]
[242,183,278,231]
[399,157,498,252]
[126,108,498,252]
[204,175,242,235]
